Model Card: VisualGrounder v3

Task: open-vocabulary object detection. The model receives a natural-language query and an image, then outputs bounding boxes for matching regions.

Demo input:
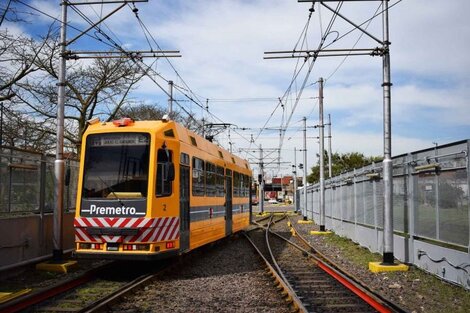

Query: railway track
[1,260,172,313]
[246,213,404,313]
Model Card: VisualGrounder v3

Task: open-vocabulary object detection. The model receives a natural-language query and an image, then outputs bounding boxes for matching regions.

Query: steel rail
[252,216,402,312]
[80,266,172,313]
[1,261,173,313]
[243,230,308,313]
[0,262,112,313]
[286,216,407,313]
[252,211,288,228]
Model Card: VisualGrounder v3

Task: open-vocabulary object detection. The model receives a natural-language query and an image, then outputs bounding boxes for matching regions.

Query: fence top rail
[393,139,469,159]
[304,139,469,190]
[0,148,79,165]
[0,145,79,160]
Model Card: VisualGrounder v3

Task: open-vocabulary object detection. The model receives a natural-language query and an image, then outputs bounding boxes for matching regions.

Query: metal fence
[299,140,470,289]
[0,146,79,215]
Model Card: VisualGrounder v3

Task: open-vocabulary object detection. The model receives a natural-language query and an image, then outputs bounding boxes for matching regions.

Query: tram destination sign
[88,133,149,147]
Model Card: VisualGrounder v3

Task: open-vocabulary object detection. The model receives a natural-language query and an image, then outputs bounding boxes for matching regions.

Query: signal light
[113,117,134,127]
[123,244,134,251]
[79,243,102,250]
[123,244,150,251]
[165,241,175,249]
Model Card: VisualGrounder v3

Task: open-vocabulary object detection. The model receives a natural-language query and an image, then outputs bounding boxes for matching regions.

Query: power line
[0,0,12,26]
[14,0,118,50]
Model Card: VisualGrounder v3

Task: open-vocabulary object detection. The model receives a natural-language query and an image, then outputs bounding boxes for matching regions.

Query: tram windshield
[82,133,150,199]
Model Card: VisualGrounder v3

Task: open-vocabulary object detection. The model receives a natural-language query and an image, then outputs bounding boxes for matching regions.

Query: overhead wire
[128,3,206,108]
[18,0,203,130]
[276,2,344,156]
[325,3,381,82]
[126,3,257,150]
[0,0,12,27]
[13,0,204,132]
[14,0,119,50]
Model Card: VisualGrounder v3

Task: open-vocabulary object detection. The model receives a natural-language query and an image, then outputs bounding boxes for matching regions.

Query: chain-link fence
[299,140,470,289]
[0,146,79,215]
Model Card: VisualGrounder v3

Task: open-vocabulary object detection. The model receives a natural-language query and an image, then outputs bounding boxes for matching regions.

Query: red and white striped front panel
[74,217,180,244]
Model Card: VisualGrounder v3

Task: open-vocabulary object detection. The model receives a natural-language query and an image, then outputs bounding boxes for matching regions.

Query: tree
[0,29,50,102]
[118,102,168,121]
[0,105,55,150]
[307,151,382,184]
[117,102,204,135]
[10,33,146,152]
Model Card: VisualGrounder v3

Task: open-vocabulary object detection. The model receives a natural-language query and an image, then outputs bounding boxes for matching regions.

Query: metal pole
[0,102,3,147]
[382,0,394,265]
[168,80,173,116]
[53,0,68,261]
[319,78,326,231]
[293,147,298,212]
[259,145,264,214]
[228,128,232,153]
[328,114,332,178]
[303,117,307,220]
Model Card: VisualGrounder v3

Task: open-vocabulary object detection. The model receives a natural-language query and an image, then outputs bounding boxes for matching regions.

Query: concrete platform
[369,261,409,273]
[36,260,78,273]
[0,289,32,304]
[310,230,332,235]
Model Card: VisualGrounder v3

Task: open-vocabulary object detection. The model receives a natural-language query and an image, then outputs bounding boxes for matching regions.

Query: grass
[322,234,382,268]
[321,232,470,312]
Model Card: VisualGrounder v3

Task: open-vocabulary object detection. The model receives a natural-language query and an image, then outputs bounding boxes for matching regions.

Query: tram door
[225,173,233,236]
[179,165,190,252]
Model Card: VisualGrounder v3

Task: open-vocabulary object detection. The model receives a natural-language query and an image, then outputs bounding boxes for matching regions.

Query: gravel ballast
[112,236,292,313]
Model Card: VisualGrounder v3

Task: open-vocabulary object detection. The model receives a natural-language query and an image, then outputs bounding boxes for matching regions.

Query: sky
[3,0,470,177]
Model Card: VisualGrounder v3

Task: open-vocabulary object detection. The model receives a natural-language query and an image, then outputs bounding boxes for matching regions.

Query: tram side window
[156,148,174,197]
[206,162,217,197]
[239,173,245,197]
[216,166,225,197]
[244,174,250,197]
[233,172,240,197]
[192,157,205,196]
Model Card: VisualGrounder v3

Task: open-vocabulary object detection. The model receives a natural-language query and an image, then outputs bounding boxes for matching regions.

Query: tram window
[180,152,190,166]
[192,157,205,196]
[244,175,250,197]
[216,166,225,197]
[206,162,217,197]
[156,148,173,197]
[233,172,240,197]
[239,173,245,197]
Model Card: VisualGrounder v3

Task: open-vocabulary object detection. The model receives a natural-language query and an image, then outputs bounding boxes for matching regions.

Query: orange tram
[74,117,252,259]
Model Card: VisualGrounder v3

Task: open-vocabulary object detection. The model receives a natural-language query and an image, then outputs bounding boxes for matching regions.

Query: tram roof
[85,118,251,172]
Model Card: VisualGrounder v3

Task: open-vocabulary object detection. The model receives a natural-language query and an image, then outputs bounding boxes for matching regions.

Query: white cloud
[7,0,470,176]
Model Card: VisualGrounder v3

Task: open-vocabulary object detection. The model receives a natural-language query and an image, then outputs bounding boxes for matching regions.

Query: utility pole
[53,0,68,261]
[328,114,332,178]
[259,145,265,214]
[293,147,298,212]
[303,117,307,220]
[381,0,394,265]
[318,78,326,232]
[0,102,3,147]
[228,128,232,153]
[267,0,400,268]
[168,80,173,116]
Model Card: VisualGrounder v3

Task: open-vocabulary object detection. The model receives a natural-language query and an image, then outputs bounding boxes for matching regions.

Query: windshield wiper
[97,176,126,207]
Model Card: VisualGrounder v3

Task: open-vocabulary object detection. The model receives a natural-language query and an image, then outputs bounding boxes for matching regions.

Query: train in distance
[74,116,252,260]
